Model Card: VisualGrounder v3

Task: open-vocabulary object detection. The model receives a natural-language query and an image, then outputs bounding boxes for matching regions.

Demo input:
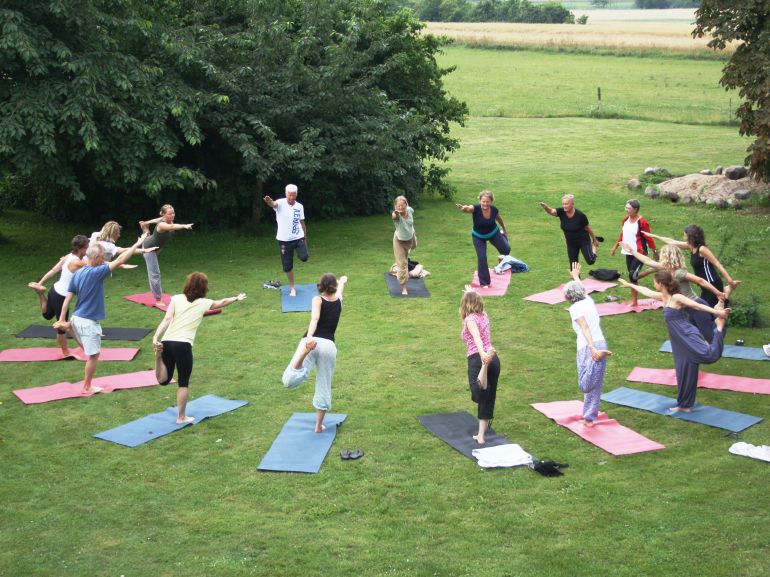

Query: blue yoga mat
[281,284,318,312]
[659,340,768,361]
[258,412,347,473]
[94,395,248,447]
[601,387,762,433]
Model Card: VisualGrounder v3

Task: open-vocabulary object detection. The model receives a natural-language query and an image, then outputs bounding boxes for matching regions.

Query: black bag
[588,268,620,281]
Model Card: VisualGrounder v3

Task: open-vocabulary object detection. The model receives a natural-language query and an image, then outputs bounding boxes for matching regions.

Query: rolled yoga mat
[417,411,512,460]
[0,347,139,362]
[601,386,762,433]
[94,395,248,447]
[383,272,430,298]
[280,284,318,313]
[659,340,768,361]
[531,400,665,456]
[258,412,347,473]
[627,367,770,395]
[15,325,152,341]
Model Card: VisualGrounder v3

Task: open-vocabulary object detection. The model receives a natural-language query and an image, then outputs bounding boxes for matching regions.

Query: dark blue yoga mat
[281,284,318,312]
[418,412,511,460]
[384,272,430,298]
[659,340,768,361]
[94,395,248,447]
[602,387,762,433]
[258,412,347,473]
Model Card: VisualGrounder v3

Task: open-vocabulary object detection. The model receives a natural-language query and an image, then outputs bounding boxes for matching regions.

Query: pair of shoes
[531,460,568,477]
[268,280,281,287]
[263,283,278,290]
[763,344,770,357]
[340,449,364,460]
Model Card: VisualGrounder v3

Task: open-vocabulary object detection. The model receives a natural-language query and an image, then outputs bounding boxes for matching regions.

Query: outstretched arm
[620,242,660,269]
[672,293,729,317]
[109,232,147,272]
[455,203,475,213]
[643,230,688,249]
[263,195,277,208]
[210,293,247,309]
[538,202,557,217]
[685,272,726,301]
[618,278,663,301]
[156,222,193,233]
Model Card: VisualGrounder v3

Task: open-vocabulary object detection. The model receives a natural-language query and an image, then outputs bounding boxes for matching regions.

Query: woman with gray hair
[564,263,612,426]
[456,190,510,288]
[539,194,600,266]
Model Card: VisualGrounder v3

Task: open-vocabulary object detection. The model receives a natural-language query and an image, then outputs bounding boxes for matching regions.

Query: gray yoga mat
[417,411,511,460]
[384,272,430,298]
[16,325,152,341]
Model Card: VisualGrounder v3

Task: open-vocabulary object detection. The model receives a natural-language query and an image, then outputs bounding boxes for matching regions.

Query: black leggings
[467,353,500,420]
[161,340,193,388]
[565,236,596,266]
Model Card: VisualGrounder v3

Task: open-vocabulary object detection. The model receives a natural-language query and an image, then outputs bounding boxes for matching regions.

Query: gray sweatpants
[143,251,162,300]
[282,337,337,411]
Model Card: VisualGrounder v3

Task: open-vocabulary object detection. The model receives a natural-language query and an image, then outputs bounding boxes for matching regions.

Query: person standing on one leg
[610,199,656,307]
[538,194,600,266]
[459,290,500,444]
[563,263,612,427]
[152,272,246,424]
[392,195,417,295]
[54,233,147,394]
[28,235,89,357]
[456,190,510,288]
[264,184,308,297]
[282,273,347,433]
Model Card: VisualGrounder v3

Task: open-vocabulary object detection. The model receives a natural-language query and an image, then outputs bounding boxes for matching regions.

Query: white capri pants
[282,337,337,411]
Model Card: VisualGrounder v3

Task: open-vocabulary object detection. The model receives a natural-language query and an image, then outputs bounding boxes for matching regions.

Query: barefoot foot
[28,282,46,294]
[176,416,195,424]
[594,349,613,361]
[82,386,103,395]
[314,424,326,433]
[472,434,486,445]
[290,289,297,297]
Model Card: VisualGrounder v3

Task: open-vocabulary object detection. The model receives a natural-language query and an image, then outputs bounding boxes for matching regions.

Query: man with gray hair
[263,184,308,296]
[55,232,147,394]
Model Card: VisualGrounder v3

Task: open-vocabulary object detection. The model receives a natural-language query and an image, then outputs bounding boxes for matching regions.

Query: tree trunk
[252,180,264,225]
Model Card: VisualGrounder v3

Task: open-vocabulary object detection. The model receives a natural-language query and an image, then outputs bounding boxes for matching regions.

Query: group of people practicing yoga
[27,185,743,437]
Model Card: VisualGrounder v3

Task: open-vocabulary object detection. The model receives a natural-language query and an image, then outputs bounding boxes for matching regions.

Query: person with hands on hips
[456,190,510,288]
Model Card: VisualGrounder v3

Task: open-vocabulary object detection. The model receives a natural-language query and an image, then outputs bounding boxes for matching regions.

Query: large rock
[627,178,641,191]
[724,165,748,180]
[656,174,764,206]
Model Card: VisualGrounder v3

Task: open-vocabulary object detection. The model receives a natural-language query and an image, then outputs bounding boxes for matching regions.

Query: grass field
[1,32,769,577]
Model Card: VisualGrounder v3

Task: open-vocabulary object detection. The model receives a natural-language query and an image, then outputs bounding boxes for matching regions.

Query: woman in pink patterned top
[460,290,500,444]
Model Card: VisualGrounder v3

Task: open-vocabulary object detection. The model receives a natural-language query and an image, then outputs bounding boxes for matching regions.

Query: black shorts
[160,340,194,388]
[44,289,69,334]
[279,238,309,273]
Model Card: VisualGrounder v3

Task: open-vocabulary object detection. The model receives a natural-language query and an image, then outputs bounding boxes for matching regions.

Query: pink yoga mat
[13,370,160,404]
[467,269,511,296]
[531,400,665,456]
[124,292,221,315]
[595,298,663,317]
[627,367,770,395]
[523,278,617,304]
[0,347,139,362]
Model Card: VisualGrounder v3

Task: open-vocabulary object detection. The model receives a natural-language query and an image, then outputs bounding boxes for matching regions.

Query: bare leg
[401,282,408,295]
[477,348,495,390]
[82,354,103,394]
[28,282,47,314]
[314,409,326,433]
[287,270,296,296]
[177,388,194,424]
[630,287,639,307]
[56,332,71,357]
[154,342,168,383]
[473,419,489,444]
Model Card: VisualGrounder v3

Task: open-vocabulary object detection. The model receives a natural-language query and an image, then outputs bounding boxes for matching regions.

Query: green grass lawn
[1,46,769,577]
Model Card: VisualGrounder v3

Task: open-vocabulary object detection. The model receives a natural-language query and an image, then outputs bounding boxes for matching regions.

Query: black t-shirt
[556,208,589,242]
[305,297,342,341]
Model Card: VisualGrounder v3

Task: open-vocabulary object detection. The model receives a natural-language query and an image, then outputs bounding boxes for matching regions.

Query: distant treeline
[635,0,700,7]
[407,0,576,24]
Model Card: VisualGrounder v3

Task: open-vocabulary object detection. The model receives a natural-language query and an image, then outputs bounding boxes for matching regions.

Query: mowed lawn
[1,44,769,577]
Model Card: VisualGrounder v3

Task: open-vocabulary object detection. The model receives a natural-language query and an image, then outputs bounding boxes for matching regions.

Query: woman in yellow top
[152,272,246,424]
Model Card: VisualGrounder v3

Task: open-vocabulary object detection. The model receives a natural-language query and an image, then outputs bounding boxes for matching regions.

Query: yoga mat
[124,292,221,315]
[595,298,663,317]
[384,272,430,298]
[0,347,139,362]
[601,387,762,432]
[94,394,248,447]
[467,269,511,297]
[13,369,160,404]
[627,367,770,395]
[523,278,617,304]
[258,412,347,473]
[659,341,768,361]
[531,400,665,456]
[15,325,151,341]
[280,284,318,312]
[417,411,512,460]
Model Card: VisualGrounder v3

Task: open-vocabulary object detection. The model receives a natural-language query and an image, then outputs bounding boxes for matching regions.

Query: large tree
[694,1,770,181]
[0,0,467,225]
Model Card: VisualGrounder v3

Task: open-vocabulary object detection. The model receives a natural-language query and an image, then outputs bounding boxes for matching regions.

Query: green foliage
[412,0,576,23]
[576,14,589,25]
[728,294,762,328]
[636,0,671,7]
[0,0,467,225]
[694,0,770,182]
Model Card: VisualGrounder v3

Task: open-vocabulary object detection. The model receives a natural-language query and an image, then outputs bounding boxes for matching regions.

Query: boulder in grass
[700,169,713,175]
[627,178,641,190]
[644,185,659,198]
[724,165,748,180]
[716,165,723,175]
[734,188,752,200]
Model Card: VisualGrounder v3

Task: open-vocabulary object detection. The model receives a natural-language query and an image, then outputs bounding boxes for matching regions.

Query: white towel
[729,442,770,463]
[472,443,533,469]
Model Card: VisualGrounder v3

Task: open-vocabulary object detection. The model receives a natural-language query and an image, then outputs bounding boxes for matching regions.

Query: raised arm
[643,230,688,249]
[210,293,247,309]
[337,275,348,301]
[263,195,277,208]
[617,278,663,301]
[569,261,582,282]
[455,203,475,213]
[620,241,660,269]
[109,232,147,272]
[538,202,557,217]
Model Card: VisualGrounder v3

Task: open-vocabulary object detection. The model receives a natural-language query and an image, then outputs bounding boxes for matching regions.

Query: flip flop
[348,449,364,460]
[340,449,351,460]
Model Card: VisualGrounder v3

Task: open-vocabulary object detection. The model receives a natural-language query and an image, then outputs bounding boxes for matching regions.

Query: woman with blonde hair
[457,190,510,288]
[153,272,246,424]
[620,271,728,412]
[620,242,725,342]
[459,290,499,444]
[89,221,157,262]
[140,205,194,307]
[391,195,416,295]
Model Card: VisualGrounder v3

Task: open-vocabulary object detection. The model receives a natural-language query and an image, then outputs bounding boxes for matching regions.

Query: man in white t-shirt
[263,184,308,296]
